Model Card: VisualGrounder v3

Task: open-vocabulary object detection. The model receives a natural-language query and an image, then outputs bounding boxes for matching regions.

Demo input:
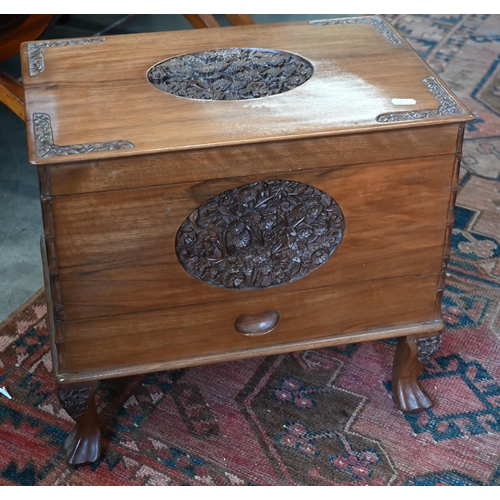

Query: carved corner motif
[58,387,92,419]
[309,16,404,45]
[176,179,345,290]
[147,48,313,100]
[414,334,442,365]
[27,38,105,77]
[377,76,466,123]
[33,113,134,158]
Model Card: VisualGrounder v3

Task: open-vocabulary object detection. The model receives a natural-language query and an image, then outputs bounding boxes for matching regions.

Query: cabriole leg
[391,333,442,414]
[57,380,101,465]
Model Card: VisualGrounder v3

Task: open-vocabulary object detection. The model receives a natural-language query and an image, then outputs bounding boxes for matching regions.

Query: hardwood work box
[21,17,473,465]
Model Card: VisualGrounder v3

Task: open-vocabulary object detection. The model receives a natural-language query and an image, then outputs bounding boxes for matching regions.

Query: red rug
[1,14,500,486]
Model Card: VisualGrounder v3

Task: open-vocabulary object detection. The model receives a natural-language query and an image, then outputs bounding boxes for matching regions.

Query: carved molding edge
[176,179,345,290]
[309,16,403,45]
[414,334,442,365]
[58,387,92,419]
[33,113,134,158]
[377,76,466,123]
[27,38,105,76]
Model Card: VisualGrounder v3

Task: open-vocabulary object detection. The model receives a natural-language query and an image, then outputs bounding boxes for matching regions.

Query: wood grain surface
[0,71,25,120]
[46,124,460,196]
[55,320,445,383]
[49,155,455,321]
[20,18,473,165]
[26,17,473,391]
[60,273,439,373]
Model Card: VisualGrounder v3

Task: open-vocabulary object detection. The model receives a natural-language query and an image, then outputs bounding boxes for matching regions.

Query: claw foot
[64,422,101,465]
[392,333,441,414]
[392,377,433,414]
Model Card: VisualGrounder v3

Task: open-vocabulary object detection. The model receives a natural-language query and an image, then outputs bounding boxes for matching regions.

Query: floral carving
[175,180,344,289]
[33,113,134,158]
[147,48,313,100]
[377,76,466,122]
[27,38,105,76]
[414,334,442,364]
[309,16,403,45]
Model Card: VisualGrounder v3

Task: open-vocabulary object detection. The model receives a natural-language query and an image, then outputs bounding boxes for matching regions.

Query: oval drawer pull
[235,310,280,336]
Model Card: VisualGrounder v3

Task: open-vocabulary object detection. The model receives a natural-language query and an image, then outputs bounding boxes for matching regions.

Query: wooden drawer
[59,273,440,374]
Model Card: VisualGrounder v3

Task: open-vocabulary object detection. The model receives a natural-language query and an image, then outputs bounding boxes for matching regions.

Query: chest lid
[21,16,473,165]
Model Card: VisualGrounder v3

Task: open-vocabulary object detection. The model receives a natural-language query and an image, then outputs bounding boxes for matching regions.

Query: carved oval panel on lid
[147,48,314,100]
[175,180,345,290]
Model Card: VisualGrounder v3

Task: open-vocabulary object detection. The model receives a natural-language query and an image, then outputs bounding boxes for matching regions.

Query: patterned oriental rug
[1,14,500,486]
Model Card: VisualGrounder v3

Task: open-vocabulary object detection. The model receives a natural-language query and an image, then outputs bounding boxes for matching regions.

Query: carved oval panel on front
[175,180,345,290]
[147,48,314,100]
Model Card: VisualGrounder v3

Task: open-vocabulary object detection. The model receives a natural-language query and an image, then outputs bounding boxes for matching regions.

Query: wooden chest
[21,16,473,465]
